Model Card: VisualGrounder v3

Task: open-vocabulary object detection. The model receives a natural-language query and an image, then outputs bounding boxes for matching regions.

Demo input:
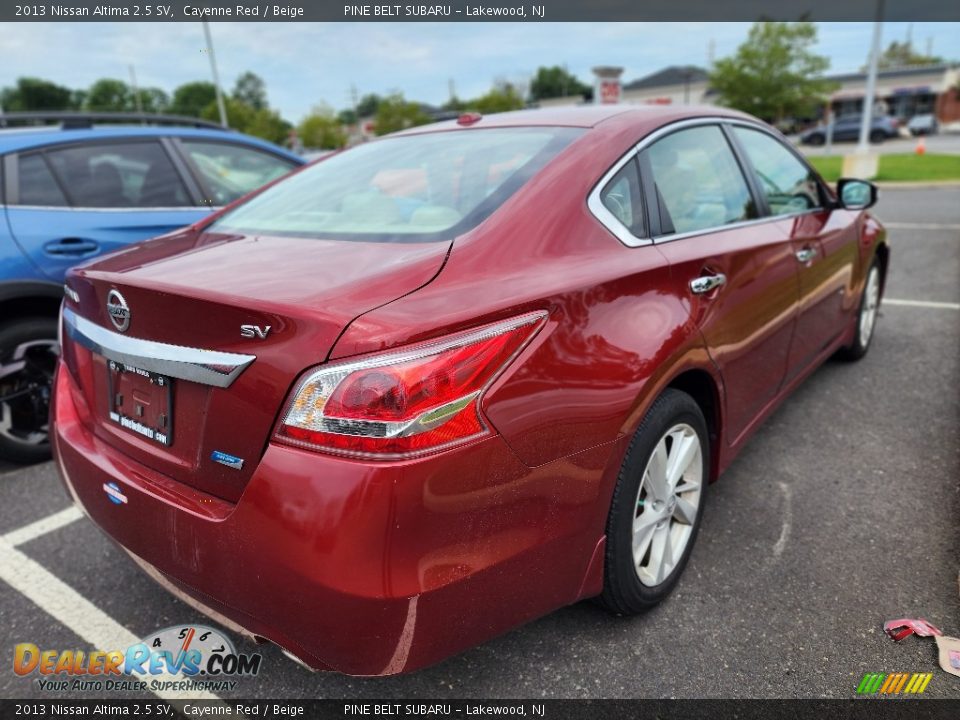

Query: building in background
[621,65,712,106]
[826,63,960,122]
[534,62,959,126]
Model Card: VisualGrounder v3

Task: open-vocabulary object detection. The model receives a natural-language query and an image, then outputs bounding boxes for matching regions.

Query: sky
[2,21,957,122]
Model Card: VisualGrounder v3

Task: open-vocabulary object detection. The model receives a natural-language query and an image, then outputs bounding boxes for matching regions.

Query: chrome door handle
[689,273,727,294]
[795,247,817,263]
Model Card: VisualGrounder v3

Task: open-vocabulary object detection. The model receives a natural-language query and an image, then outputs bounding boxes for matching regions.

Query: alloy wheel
[859,266,881,349]
[632,423,703,587]
[0,339,59,448]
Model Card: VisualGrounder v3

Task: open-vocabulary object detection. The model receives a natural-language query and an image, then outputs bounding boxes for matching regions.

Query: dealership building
[541,63,960,123]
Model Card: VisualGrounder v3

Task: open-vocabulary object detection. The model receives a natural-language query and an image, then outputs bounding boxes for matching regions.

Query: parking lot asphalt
[1,188,958,700]
[793,131,960,156]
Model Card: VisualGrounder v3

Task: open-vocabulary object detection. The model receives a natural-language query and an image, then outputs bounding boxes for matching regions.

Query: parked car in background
[907,114,939,136]
[0,113,303,463]
[53,106,888,674]
[800,115,900,145]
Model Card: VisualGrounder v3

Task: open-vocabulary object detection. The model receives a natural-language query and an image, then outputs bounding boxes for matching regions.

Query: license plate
[106,360,173,447]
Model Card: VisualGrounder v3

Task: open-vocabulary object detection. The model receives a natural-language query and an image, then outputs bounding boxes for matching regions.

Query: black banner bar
[2,699,960,720]
[3,0,959,22]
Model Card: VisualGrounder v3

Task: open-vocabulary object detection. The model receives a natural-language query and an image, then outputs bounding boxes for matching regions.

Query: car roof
[393,104,757,136]
[0,125,302,159]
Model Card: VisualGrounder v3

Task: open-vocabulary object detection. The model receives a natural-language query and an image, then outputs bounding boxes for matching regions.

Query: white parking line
[884,298,960,310]
[0,511,221,702]
[2,505,83,547]
[883,222,960,231]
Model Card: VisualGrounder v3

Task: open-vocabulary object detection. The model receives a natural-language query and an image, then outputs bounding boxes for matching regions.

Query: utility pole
[857,0,884,154]
[128,65,143,119]
[448,78,455,105]
[202,20,228,127]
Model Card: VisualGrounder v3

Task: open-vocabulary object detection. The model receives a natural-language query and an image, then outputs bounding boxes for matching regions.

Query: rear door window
[44,141,190,208]
[16,154,69,207]
[644,125,757,235]
[180,141,298,205]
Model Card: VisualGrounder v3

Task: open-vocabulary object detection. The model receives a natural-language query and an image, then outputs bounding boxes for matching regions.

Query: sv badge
[240,324,271,339]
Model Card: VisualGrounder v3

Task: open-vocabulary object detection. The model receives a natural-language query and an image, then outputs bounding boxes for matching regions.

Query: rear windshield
[208,127,582,242]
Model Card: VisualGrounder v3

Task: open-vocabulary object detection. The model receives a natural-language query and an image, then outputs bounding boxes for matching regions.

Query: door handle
[795,247,817,263]
[43,238,100,256]
[689,273,727,294]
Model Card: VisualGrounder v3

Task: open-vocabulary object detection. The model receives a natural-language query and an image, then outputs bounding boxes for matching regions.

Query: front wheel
[838,258,882,361]
[598,389,709,615]
[0,318,59,464]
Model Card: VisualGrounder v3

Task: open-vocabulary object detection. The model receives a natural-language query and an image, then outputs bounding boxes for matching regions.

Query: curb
[874,180,960,189]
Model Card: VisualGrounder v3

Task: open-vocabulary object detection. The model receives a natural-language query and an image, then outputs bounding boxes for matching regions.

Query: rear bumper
[51,361,612,675]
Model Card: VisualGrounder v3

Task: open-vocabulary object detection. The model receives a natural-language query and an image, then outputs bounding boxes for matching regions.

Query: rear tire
[869,130,886,144]
[0,318,58,464]
[807,133,825,146]
[597,389,709,615]
[838,258,882,362]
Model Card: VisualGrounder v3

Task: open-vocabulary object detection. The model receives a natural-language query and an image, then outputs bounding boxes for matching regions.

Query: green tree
[356,93,382,118]
[134,87,170,114]
[442,96,467,112]
[373,94,430,135]
[232,71,268,110]
[0,77,73,111]
[201,97,290,144]
[298,105,347,149]
[337,108,357,125]
[709,22,836,122]
[467,85,525,114]
[529,65,590,100]
[69,89,87,110]
[85,78,130,111]
[169,81,218,117]
[871,41,943,70]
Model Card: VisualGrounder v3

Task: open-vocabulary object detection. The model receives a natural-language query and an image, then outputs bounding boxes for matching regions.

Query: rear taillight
[275,312,547,459]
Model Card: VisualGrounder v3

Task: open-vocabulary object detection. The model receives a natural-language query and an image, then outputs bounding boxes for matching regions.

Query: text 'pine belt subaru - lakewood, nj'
[52,105,887,675]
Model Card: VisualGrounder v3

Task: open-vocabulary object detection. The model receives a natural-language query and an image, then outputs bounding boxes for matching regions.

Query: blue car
[0,113,303,463]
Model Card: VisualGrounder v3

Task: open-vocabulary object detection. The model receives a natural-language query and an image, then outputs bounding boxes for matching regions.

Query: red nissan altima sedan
[52,105,888,675]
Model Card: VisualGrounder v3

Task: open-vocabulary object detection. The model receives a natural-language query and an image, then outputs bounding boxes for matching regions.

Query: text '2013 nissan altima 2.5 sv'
[52,106,888,675]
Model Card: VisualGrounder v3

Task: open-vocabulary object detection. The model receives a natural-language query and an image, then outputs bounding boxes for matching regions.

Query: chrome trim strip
[63,307,255,388]
[586,146,653,248]
[587,115,828,248]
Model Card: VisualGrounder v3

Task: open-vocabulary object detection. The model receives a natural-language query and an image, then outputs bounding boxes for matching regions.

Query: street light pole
[128,65,143,120]
[857,0,885,153]
[202,20,229,128]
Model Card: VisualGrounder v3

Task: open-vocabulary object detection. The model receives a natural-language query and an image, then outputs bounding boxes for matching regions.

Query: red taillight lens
[275,312,546,459]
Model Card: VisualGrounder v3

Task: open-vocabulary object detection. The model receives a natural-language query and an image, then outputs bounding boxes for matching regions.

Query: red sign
[600,80,620,104]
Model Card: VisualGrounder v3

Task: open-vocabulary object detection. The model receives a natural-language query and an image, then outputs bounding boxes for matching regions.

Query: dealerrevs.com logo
[14,625,261,694]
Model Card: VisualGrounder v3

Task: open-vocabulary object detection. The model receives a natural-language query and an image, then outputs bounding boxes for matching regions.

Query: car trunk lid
[62,229,450,502]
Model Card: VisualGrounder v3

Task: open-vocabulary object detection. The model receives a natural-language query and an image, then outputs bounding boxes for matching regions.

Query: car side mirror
[837,178,878,210]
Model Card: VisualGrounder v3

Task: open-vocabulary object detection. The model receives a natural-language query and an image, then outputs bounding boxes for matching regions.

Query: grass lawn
[808,153,960,183]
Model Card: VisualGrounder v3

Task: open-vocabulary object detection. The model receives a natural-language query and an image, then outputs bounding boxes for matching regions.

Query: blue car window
[17,154,69,207]
[181,140,298,206]
[44,141,190,208]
